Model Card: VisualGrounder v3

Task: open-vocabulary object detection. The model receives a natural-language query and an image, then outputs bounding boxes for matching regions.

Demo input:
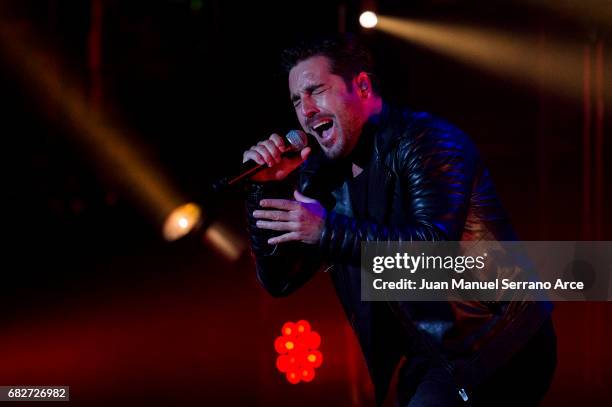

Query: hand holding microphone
[237,130,324,245]
[212,130,310,191]
[244,131,324,245]
[241,130,311,183]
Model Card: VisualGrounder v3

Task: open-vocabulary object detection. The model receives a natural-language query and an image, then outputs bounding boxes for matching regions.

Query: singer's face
[289,56,367,159]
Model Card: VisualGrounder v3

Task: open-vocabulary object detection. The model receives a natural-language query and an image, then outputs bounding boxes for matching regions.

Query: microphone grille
[285,130,308,150]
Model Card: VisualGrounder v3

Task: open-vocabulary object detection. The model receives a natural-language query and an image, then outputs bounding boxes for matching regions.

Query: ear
[354,72,371,97]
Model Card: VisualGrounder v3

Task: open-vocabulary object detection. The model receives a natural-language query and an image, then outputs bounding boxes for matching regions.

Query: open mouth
[312,119,334,144]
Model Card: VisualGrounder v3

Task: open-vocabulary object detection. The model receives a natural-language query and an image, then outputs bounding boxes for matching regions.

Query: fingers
[255,220,297,231]
[258,139,283,166]
[252,209,292,221]
[251,141,275,167]
[293,190,317,203]
[243,133,285,166]
[270,133,288,152]
[259,198,300,211]
[254,195,323,245]
[268,232,300,245]
[300,146,311,161]
[242,149,265,165]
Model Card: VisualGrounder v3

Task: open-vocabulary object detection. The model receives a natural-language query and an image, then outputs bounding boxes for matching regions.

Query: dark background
[0,0,610,405]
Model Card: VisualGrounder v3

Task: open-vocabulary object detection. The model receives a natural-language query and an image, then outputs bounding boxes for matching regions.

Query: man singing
[243,34,556,406]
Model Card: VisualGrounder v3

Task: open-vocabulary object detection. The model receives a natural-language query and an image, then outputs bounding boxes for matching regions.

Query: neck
[348,97,385,171]
[365,95,383,118]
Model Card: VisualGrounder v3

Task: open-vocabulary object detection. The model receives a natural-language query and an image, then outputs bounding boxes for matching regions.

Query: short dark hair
[280,33,379,93]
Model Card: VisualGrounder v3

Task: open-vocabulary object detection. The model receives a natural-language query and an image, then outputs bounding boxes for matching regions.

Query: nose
[300,95,319,119]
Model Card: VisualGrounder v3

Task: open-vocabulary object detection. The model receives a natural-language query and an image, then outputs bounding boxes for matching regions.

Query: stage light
[274,320,323,384]
[202,220,246,261]
[359,11,378,29]
[162,202,202,241]
[0,7,249,260]
[301,367,315,382]
[306,351,323,368]
[0,20,202,244]
[296,320,310,334]
[286,371,300,384]
[282,322,296,336]
[375,16,590,103]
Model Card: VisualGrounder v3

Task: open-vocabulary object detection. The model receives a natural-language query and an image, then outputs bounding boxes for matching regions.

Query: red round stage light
[276,356,288,372]
[295,319,311,334]
[274,320,323,384]
[305,350,323,368]
[301,367,315,382]
[282,322,296,337]
[276,354,299,373]
[304,331,321,349]
[286,370,301,384]
[274,336,288,354]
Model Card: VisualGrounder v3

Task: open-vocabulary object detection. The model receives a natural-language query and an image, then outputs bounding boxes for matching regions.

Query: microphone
[211,130,308,191]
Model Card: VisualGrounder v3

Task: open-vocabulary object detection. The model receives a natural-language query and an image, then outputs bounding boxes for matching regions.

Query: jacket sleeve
[318,127,477,263]
[245,181,324,297]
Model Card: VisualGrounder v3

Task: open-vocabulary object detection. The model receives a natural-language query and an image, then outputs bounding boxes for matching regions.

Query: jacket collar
[366,102,397,223]
[299,101,404,223]
[373,102,407,165]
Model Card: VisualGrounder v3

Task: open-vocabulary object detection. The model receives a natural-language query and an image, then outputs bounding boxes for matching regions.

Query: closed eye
[291,84,327,107]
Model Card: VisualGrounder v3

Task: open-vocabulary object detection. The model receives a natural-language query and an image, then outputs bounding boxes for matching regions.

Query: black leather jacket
[245,104,552,405]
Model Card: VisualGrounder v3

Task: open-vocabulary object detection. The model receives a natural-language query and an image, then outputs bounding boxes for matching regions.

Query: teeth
[313,120,332,131]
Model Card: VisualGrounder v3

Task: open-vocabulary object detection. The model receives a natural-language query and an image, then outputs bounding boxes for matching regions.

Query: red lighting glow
[274,320,323,384]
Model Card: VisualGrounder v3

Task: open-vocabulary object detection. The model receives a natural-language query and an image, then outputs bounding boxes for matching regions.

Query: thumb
[294,189,317,203]
[300,146,312,162]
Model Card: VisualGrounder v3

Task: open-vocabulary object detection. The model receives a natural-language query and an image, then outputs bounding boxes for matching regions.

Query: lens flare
[162,203,202,241]
[359,11,378,29]
[375,15,597,103]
